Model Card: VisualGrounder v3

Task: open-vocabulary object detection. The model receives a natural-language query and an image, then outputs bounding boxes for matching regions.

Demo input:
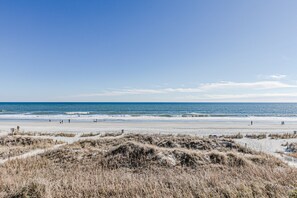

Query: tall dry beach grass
[0,134,296,197]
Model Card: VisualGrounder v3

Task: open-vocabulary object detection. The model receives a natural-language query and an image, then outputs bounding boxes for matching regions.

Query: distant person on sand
[251,121,253,126]
[68,119,71,123]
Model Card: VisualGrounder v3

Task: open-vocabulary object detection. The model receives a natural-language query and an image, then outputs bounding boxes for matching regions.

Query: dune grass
[100,131,124,138]
[10,131,76,138]
[80,132,100,137]
[269,133,297,140]
[0,134,296,198]
[217,133,244,139]
[245,133,267,139]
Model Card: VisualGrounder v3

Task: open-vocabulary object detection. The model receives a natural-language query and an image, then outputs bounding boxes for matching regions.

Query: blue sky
[1,0,297,102]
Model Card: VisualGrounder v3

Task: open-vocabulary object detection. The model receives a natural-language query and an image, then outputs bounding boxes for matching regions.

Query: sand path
[0,143,66,165]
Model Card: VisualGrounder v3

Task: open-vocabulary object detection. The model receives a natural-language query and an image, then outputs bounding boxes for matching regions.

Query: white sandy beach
[1,119,297,134]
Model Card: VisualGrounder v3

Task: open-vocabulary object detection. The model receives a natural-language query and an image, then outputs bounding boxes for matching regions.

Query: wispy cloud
[73,80,297,98]
[204,93,297,100]
[268,74,287,80]
[199,81,294,90]
[258,74,287,80]
[175,92,297,102]
[76,87,203,97]
[77,89,168,97]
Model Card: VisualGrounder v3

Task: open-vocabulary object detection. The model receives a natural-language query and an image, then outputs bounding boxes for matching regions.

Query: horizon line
[1,101,297,104]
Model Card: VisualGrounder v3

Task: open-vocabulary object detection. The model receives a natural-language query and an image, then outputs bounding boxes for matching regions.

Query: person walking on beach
[251,121,253,126]
[68,119,71,123]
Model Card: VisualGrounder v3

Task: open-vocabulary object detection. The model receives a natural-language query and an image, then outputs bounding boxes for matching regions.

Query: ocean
[0,102,297,121]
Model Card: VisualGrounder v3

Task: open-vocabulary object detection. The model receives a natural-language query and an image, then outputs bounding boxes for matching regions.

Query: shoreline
[3,114,297,121]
